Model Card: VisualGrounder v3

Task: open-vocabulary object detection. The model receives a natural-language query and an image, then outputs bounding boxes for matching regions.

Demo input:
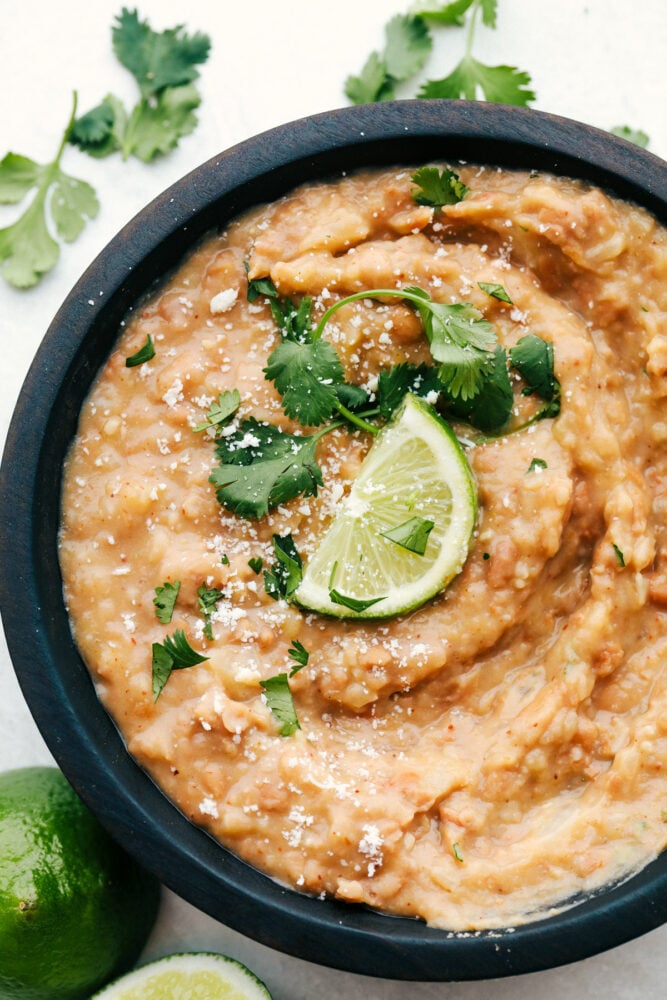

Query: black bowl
[1,100,666,982]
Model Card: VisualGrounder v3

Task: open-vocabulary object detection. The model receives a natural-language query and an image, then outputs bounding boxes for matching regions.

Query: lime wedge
[294,394,477,619]
[91,951,272,1000]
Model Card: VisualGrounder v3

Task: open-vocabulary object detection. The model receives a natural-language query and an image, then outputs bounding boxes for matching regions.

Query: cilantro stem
[466,0,480,60]
[334,401,379,435]
[313,288,421,342]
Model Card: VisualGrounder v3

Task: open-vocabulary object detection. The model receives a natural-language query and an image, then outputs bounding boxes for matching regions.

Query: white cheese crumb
[210,288,238,314]
[199,796,219,818]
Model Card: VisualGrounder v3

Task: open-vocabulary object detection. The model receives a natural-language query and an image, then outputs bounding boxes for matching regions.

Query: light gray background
[1,2,666,997]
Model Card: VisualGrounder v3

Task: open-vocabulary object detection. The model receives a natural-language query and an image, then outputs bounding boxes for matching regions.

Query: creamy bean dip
[60,165,667,930]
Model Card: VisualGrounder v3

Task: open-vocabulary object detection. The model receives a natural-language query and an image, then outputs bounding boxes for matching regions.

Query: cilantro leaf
[112,7,211,99]
[329,590,387,613]
[610,126,650,149]
[248,557,263,575]
[152,629,209,700]
[264,534,303,601]
[384,13,433,81]
[246,271,279,302]
[345,51,395,105]
[412,1,475,26]
[345,14,431,105]
[478,281,512,304]
[264,339,344,426]
[420,57,534,105]
[193,389,240,432]
[509,334,560,404]
[197,583,223,640]
[612,544,626,568]
[210,420,326,519]
[260,673,300,736]
[335,382,371,412]
[0,98,99,288]
[527,458,547,473]
[405,287,498,400]
[288,639,310,673]
[377,362,442,420]
[153,580,181,624]
[381,516,435,555]
[410,166,469,206]
[443,344,513,430]
[125,334,155,367]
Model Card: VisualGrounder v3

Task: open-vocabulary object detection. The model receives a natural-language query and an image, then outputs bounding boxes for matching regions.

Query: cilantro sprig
[346,0,534,108]
[0,94,98,288]
[152,629,209,701]
[70,8,211,162]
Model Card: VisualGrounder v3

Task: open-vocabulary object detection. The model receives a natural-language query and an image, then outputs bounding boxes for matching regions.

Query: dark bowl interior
[1,100,666,982]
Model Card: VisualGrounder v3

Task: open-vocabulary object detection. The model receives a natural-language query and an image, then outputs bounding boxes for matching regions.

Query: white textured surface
[1,2,665,997]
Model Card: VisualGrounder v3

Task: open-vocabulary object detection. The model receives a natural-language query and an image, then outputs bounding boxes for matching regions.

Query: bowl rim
[1,99,666,982]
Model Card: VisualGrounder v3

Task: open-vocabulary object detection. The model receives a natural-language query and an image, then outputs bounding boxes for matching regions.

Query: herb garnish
[381,516,435,555]
[207,275,561,519]
[152,629,209,701]
[0,94,98,288]
[70,8,211,163]
[612,544,626,568]
[210,419,329,520]
[288,640,310,673]
[197,584,223,640]
[193,389,240,432]
[153,580,181,624]
[260,673,300,736]
[329,590,388,613]
[527,458,547,473]
[125,334,155,367]
[263,534,303,601]
[478,281,512,304]
[410,165,470,207]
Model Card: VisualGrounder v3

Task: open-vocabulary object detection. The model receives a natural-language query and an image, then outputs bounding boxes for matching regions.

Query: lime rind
[294,394,477,619]
[90,951,272,999]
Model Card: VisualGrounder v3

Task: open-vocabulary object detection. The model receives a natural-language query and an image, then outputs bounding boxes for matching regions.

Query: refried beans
[59,165,667,930]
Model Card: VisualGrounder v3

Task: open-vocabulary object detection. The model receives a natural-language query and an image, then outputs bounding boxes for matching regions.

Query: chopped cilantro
[329,590,387,613]
[264,534,303,601]
[125,334,155,367]
[153,580,181,624]
[197,584,223,640]
[193,389,240,432]
[246,269,279,302]
[260,673,300,736]
[452,841,464,862]
[612,544,626,568]
[410,165,469,207]
[509,333,561,417]
[70,9,211,162]
[478,281,512,304]
[381,516,435,556]
[288,639,310,674]
[527,457,548,473]
[345,14,432,104]
[248,557,263,575]
[220,553,230,566]
[151,629,209,700]
[0,95,99,288]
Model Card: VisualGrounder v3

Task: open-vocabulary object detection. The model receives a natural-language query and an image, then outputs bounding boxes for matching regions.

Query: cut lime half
[294,393,477,619]
[90,951,272,1000]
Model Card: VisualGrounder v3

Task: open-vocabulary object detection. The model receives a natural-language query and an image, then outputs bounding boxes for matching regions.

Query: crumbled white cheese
[210,288,238,314]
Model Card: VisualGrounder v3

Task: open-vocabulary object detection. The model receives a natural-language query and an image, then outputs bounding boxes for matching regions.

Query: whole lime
[0,766,160,1000]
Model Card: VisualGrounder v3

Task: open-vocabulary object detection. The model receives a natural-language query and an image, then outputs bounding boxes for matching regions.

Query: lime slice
[91,951,272,1000]
[295,393,477,619]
